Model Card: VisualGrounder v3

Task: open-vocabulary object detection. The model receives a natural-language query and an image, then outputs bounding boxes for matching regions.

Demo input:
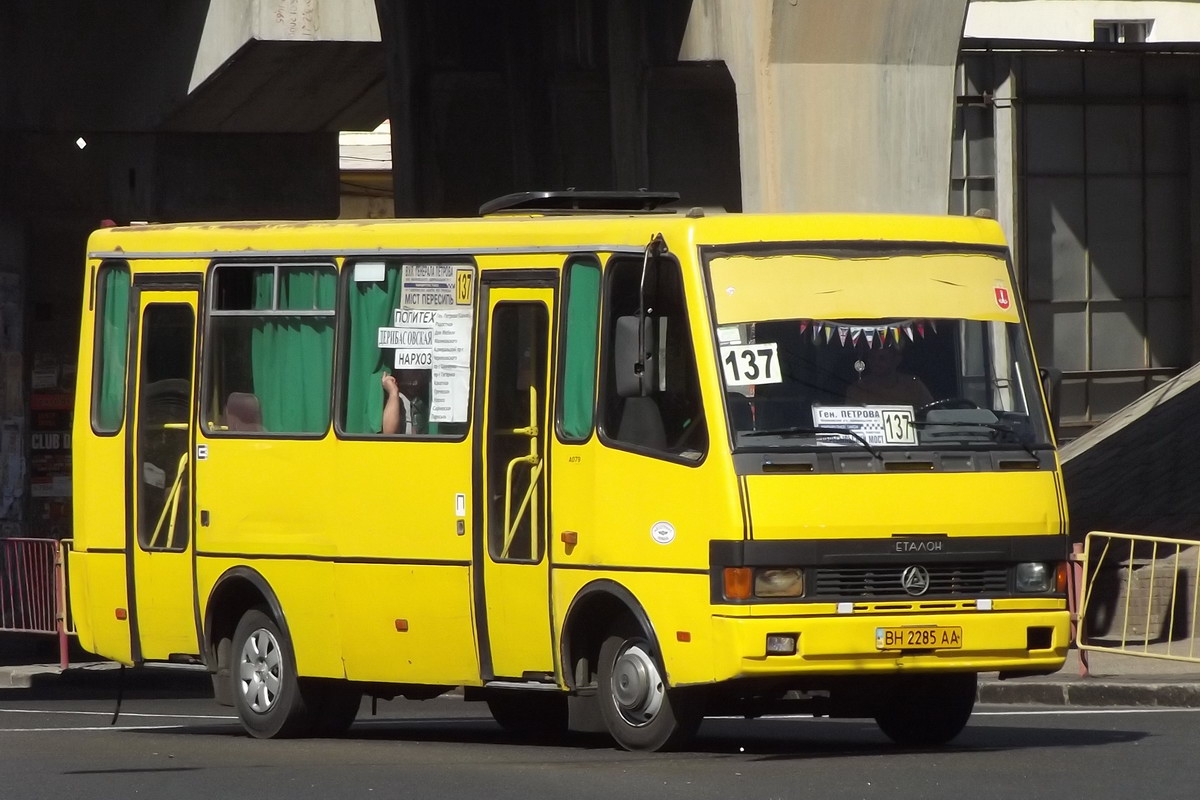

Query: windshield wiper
[913,419,1039,459]
[741,426,882,460]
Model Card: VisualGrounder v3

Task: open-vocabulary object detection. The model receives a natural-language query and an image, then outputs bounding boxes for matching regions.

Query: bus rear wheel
[873,673,977,746]
[231,607,312,739]
[597,630,703,751]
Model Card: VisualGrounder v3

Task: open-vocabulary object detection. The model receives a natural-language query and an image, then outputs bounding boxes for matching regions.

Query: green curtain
[95,266,131,431]
[250,268,336,433]
[344,264,402,433]
[560,261,601,439]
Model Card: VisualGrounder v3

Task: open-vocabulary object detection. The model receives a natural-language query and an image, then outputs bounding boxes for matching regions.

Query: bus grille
[813,564,1009,597]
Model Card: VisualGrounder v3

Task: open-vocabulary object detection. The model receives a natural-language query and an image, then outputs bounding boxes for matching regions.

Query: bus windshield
[705,248,1052,452]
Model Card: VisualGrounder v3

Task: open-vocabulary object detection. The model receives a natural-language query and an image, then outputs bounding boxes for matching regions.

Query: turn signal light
[1055,562,1069,593]
[723,567,753,600]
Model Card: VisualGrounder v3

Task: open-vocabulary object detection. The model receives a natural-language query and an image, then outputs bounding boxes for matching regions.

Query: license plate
[875,626,963,650]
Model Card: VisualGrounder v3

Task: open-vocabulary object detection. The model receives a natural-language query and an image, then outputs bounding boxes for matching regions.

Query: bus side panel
[70,264,133,664]
[552,443,743,689]
[335,564,479,685]
[326,439,477,684]
[196,556,344,679]
[195,438,347,679]
[67,551,133,664]
[553,570,718,687]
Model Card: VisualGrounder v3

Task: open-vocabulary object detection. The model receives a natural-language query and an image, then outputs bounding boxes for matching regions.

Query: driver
[846,344,934,407]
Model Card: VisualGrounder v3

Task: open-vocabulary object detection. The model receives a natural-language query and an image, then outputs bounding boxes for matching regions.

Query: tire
[874,673,977,746]
[305,679,363,738]
[231,607,313,739]
[596,630,704,752]
[486,690,569,739]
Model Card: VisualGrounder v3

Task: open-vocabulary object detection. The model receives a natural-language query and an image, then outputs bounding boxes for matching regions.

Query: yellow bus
[69,192,1069,751]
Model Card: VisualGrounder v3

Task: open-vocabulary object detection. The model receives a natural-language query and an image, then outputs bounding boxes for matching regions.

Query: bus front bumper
[709,608,1070,681]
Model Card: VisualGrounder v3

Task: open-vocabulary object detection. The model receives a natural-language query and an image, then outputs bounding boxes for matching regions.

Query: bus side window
[556,257,601,442]
[205,263,336,435]
[91,261,131,434]
[599,255,706,460]
[340,259,474,438]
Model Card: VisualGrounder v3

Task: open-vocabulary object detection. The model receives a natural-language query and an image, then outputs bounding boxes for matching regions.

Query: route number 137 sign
[720,342,782,386]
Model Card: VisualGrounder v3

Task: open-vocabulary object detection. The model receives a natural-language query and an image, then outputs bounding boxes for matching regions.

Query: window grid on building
[1017,53,1193,431]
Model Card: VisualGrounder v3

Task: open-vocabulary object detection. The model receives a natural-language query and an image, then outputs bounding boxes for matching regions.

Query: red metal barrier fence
[0,537,73,669]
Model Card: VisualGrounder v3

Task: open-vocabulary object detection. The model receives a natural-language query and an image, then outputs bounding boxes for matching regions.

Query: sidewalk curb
[0,663,211,700]
[978,679,1200,707]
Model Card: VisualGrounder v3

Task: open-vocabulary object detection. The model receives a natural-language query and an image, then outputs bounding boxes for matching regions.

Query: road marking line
[708,707,1200,721]
[973,708,1200,716]
[0,725,190,733]
[0,709,236,720]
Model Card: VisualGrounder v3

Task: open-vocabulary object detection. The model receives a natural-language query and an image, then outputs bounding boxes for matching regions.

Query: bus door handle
[500,386,542,559]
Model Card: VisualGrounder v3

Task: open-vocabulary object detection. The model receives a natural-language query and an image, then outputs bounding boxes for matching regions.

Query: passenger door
[127,284,200,661]
[475,280,555,680]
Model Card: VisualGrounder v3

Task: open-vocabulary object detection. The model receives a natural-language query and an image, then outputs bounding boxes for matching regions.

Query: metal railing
[0,537,74,669]
[1077,530,1200,671]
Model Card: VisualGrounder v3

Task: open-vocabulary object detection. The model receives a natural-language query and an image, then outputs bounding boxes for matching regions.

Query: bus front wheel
[596,630,703,751]
[231,607,312,738]
[873,673,977,746]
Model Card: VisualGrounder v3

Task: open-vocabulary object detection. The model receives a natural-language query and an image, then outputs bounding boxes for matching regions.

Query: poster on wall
[29,393,73,539]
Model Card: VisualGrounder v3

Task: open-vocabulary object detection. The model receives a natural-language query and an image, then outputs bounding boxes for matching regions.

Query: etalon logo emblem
[900,565,931,596]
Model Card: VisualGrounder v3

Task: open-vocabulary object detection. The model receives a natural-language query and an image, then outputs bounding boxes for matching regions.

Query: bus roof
[85,211,1008,262]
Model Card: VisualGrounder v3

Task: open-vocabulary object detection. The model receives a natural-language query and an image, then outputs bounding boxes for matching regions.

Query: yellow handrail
[500,386,542,559]
[148,451,189,549]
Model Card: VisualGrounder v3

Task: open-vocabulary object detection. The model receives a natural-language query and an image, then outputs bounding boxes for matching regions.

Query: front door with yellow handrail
[478,285,555,680]
[129,288,200,661]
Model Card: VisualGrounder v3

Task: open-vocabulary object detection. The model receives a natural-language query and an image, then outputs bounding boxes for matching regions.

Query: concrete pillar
[190,0,380,92]
[680,0,969,214]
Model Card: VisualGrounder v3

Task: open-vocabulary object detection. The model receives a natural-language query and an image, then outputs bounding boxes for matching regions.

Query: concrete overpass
[9,0,1199,548]
[0,0,971,537]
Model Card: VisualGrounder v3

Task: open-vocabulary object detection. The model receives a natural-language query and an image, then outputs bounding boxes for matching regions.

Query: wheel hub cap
[611,644,665,726]
[238,627,283,713]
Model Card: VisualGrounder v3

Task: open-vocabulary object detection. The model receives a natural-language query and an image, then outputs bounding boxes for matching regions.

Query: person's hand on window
[381,372,403,434]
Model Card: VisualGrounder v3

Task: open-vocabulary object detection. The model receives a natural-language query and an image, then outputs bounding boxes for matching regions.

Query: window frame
[201,259,338,439]
[554,254,603,444]
[485,298,552,565]
[134,300,196,553]
[595,251,708,466]
[90,260,132,436]
[333,256,478,442]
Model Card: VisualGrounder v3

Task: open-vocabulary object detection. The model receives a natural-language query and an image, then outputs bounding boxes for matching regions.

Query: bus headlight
[1015,562,1051,592]
[755,568,805,598]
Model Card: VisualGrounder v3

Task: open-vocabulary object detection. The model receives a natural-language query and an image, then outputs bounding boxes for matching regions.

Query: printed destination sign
[811,405,917,447]
[377,265,476,424]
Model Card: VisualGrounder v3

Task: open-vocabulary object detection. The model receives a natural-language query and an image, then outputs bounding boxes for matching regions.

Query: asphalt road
[0,693,1195,800]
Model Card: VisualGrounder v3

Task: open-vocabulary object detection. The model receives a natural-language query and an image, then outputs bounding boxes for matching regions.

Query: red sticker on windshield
[995,287,1011,310]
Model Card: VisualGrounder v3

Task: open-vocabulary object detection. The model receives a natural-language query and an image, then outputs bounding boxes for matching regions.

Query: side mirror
[1039,366,1062,434]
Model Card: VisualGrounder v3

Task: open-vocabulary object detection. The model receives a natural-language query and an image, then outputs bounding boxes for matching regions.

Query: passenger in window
[846,343,934,407]
[381,370,430,435]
